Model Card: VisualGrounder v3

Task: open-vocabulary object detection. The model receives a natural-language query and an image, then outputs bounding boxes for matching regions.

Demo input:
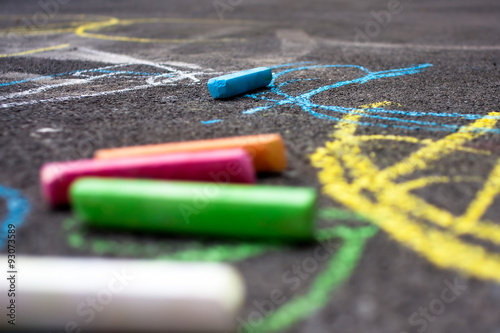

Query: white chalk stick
[1,256,245,331]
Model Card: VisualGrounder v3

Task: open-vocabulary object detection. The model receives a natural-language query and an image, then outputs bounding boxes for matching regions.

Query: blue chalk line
[201,119,223,124]
[0,185,30,249]
[201,62,500,134]
[4,61,496,133]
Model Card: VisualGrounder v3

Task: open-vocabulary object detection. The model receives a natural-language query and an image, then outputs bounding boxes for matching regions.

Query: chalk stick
[207,67,272,99]
[71,178,316,241]
[95,133,287,172]
[40,148,255,207]
[0,256,244,331]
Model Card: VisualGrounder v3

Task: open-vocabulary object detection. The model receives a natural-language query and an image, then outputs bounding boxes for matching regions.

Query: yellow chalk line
[374,114,500,182]
[0,43,69,58]
[357,135,433,144]
[0,15,114,35]
[356,135,491,155]
[0,14,110,21]
[346,109,500,242]
[1,21,91,33]
[118,17,264,26]
[343,106,498,233]
[384,114,500,241]
[74,17,250,43]
[312,102,500,283]
[0,14,258,44]
[2,28,75,36]
[456,159,500,231]
[398,175,484,192]
[456,146,492,155]
[315,166,500,283]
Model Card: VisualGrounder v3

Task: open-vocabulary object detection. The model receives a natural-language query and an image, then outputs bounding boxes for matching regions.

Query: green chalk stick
[71,178,316,241]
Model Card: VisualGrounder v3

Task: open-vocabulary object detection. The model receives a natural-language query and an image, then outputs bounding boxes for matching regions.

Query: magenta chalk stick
[40,148,255,206]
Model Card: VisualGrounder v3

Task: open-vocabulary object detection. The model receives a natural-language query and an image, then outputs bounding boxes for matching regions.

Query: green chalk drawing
[319,207,371,222]
[63,217,281,261]
[155,243,279,262]
[257,225,377,332]
[63,208,379,332]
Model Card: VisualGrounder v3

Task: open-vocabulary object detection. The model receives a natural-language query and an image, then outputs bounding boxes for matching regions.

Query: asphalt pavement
[1,0,500,332]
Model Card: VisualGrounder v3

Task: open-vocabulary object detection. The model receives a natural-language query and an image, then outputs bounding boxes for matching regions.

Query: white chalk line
[0,64,124,101]
[318,38,500,51]
[0,49,221,109]
[1,82,168,109]
[78,49,206,83]
[36,128,62,133]
[161,61,202,70]
[0,70,216,109]
[0,73,213,109]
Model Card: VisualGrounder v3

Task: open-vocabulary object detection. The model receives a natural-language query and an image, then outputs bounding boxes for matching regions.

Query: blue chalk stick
[207,67,272,99]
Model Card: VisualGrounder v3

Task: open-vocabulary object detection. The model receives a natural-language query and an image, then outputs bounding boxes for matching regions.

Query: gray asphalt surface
[1,0,500,332]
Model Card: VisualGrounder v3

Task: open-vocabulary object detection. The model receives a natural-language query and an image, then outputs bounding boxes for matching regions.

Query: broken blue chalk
[207,67,272,99]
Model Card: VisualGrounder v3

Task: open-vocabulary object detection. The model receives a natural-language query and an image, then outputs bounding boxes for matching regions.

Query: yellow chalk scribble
[0,15,258,43]
[311,101,500,283]
[0,43,69,58]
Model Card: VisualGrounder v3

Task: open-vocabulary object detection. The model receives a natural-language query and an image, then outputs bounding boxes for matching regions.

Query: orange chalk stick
[95,133,287,172]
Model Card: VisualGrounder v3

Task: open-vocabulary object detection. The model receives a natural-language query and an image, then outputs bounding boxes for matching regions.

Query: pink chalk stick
[40,148,255,207]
